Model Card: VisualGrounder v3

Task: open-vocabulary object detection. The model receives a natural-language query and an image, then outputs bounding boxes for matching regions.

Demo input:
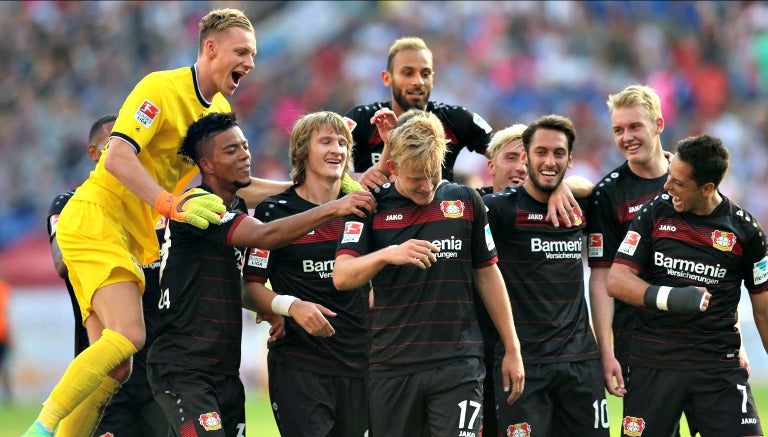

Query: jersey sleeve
[446,106,493,154]
[336,213,374,258]
[742,214,768,293]
[110,72,169,154]
[47,193,71,241]
[468,186,498,268]
[243,201,278,283]
[613,201,655,271]
[586,186,619,268]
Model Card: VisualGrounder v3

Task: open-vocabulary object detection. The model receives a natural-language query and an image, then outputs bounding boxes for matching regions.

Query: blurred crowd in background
[3,0,768,249]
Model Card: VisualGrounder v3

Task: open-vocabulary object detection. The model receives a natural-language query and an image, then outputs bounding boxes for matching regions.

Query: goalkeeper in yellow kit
[24,8,293,437]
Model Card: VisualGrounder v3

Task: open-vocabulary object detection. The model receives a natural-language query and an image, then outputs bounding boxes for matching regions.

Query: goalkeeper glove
[341,173,363,194]
[154,188,226,229]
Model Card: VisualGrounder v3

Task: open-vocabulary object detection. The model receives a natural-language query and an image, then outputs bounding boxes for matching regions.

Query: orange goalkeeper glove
[154,188,226,229]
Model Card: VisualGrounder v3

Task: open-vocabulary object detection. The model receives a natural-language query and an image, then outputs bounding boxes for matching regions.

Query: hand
[358,167,390,191]
[330,190,377,217]
[386,239,440,269]
[256,312,286,342]
[601,355,626,397]
[501,350,525,404]
[546,183,582,228]
[370,108,398,145]
[154,188,226,229]
[289,300,337,337]
[739,346,751,376]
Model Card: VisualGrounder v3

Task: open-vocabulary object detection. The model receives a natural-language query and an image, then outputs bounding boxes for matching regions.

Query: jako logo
[659,224,676,231]
[386,214,403,221]
[527,214,544,220]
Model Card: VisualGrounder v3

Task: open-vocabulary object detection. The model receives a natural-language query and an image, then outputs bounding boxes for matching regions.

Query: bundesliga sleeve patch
[588,233,603,258]
[753,256,768,285]
[484,224,495,251]
[472,112,492,133]
[341,221,364,243]
[135,99,160,128]
[618,231,641,256]
[49,214,59,236]
[343,116,357,132]
[247,248,270,268]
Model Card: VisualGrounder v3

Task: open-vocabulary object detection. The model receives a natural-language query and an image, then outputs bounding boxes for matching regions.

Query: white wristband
[271,295,299,317]
[656,286,672,311]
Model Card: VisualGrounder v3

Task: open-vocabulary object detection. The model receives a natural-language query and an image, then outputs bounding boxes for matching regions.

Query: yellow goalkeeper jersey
[73,65,231,264]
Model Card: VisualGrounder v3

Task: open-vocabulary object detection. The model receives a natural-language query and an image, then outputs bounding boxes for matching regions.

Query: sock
[36,329,137,431]
[55,376,122,437]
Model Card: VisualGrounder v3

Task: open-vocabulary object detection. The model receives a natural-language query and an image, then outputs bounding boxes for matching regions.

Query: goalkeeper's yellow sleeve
[154,188,226,229]
[341,173,363,194]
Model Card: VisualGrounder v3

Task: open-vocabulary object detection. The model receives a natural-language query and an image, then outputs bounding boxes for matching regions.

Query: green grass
[1,384,766,436]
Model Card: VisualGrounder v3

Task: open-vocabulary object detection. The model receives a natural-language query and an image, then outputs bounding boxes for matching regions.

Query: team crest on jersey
[588,233,603,257]
[198,412,222,431]
[247,248,270,268]
[506,422,531,437]
[618,231,641,256]
[711,230,736,251]
[571,207,583,226]
[753,256,768,285]
[473,112,493,134]
[342,116,357,132]
[342,221,364,243]
[135,99,160,128]
[440,200,465,218]
[622,416,646,436]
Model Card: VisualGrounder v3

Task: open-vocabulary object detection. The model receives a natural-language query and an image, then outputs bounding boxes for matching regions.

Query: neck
[523,178,551,204]
[628,148,669,179]
[202,178,236,207]
[194,62,215,103]
[295,177,341,205]
[693,191,723,216]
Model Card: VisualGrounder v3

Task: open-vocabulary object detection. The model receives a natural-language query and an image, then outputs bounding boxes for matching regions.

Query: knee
[111,326,146,352]
[108,359,133,383]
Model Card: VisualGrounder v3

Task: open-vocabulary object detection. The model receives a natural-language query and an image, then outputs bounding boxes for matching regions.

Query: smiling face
[383,48,433,115]
[304,125,350,185]
[206,26,256,97]
[663,154,707,214]
[488,138,527,192]
[390,163,441,206]
[610,104,663,167]
[524,128,571,201]
[203,125,252,193]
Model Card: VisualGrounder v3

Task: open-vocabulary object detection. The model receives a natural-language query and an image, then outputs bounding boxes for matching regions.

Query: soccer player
[333,110,524,437]
[47,114,169,436]
[147,111,375,436]
[23,9,288,437]
[344,36,494,190]
[484,114,609,436]
[243,111,369,436]
[607,134,768,437]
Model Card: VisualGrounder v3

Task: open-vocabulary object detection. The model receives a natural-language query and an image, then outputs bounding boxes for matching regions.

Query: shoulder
[344,102,388,119]
[633,192,672,221]
[429,102,492,133]
[722,197,765,236]
[48,191,74,215]
[254,188,299,218]
[482,186,521,206]
[592,162,630,194]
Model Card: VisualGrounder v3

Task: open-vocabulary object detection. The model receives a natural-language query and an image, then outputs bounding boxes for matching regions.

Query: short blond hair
[387,37,430,71]
[198,8,254,53]
[487,124,527,161]
[288,111,353,186]
[389,109,446,176]
[606,84,662,120]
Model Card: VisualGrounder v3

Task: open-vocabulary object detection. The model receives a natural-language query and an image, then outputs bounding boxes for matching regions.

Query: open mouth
[232,71,244,86]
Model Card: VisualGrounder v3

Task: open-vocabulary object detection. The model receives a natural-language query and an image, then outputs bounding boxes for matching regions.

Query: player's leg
[553,360,610,436]
[621,366,687,437]
[333,374,369,437]
[220,374,246,437]
[686,367,763,436]
[369,371,428,436]
[425,357,485,437]
[267,354,336,437]
[495,361,553,436]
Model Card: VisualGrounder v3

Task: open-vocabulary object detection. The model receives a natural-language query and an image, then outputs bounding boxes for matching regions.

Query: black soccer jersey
[484,187,598,363]
[243,187,368,377]
[149,185,249,375]
[586,162,667,366]
[336,181,495,377]
[344,101,492,181]
[614,193,768,369]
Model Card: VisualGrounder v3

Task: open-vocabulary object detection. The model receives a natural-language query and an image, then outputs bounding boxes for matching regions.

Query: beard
[392,85,430,112]
[528,171,565,194]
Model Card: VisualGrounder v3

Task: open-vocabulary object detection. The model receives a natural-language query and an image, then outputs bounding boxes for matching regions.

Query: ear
[567,154,574,169]
[204,37,217,57]
[381,70,391,87]
[700,181,716,197]
[87,144,101,163]
[199,157,214,175]
[486,159,495,176]
[655,116,665,135]
[386,159,397,176]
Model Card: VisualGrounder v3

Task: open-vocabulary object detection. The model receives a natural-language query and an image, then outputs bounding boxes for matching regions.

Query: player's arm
[333,239,439,290]
[238,178,292,209]
[589,266,625,397]
[243,281,336,337]
[356,108,398,190]
[105,137,170,207]
[230,190,376,250]
[546,181,583,228]
[606,263,711,313]
[474,264,524,404]
[563,175,594,199]
[749,290,768,354]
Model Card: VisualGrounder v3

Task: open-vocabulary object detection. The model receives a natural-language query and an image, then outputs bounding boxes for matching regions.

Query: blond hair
[198,8,254,53]
[389,110,446,176]
[606,84,662,120]
[288,111,353,186]
[487,124,527,161]
[387,37,430,71]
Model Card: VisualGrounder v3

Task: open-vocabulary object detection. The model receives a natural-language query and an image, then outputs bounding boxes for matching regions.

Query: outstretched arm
[238,178,293,209]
